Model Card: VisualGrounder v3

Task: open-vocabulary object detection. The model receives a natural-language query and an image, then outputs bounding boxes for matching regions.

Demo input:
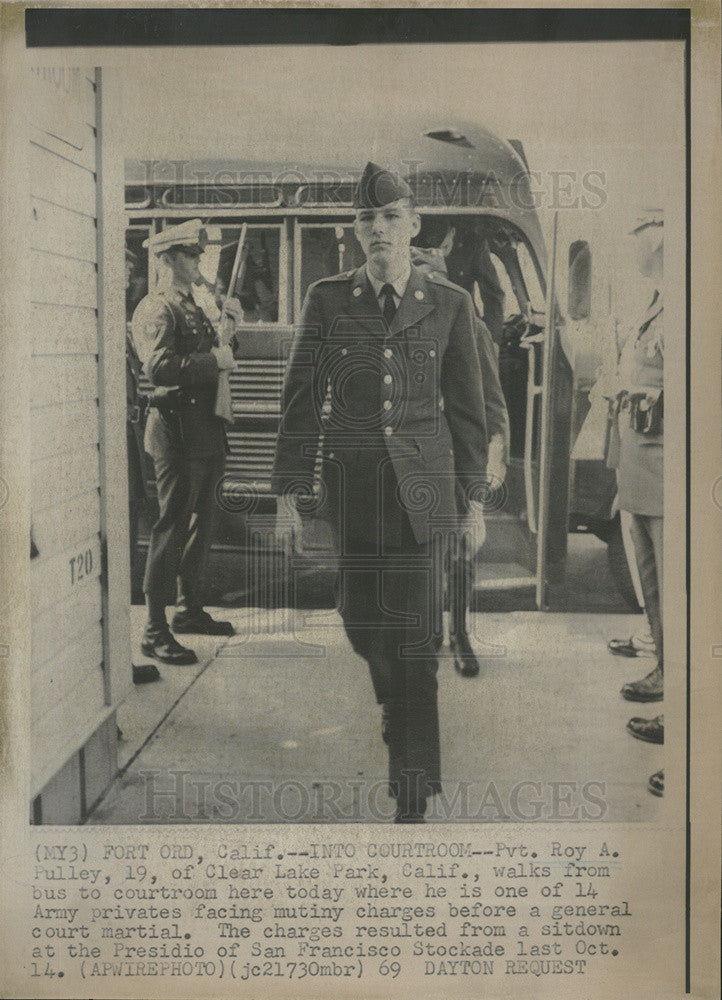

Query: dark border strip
[684,26,692,998]
[26,8,690,47]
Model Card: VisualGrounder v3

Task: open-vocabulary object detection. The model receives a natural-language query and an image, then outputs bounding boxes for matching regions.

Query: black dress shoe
[171,609,235,636]
[141,631,198,665]
[620,664,663,702]
[626,714,664,744]
[132,662,161,684]
[450,631,480,677]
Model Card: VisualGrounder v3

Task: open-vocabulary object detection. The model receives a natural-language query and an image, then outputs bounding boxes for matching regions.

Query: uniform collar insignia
[346,264,435,338]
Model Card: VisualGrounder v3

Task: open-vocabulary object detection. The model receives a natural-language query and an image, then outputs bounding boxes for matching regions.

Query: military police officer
[132,220,242,665]
[272,163,489,821]
[614,210,665,796]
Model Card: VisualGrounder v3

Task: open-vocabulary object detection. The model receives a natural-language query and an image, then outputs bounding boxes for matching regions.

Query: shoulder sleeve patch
[131,295,174,365]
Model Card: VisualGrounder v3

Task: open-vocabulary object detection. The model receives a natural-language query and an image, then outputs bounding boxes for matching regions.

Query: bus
[125,116,631,611]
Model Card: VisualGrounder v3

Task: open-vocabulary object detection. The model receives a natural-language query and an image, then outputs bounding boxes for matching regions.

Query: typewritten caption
[24,837,630,988]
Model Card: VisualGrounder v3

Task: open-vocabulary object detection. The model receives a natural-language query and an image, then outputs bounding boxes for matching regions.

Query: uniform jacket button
[384,426,393,436]
[384,348,392,358]
[429,349,436,358]
[383,374,392,384]
[383,400,392,410]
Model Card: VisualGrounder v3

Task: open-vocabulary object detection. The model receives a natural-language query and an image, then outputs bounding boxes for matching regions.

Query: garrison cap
[143,219,209,256]
[355,161,414,209]
[629,208,664,235]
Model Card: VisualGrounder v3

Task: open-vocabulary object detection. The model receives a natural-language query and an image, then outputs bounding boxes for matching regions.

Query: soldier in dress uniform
[132,220,242,665]
[125,247,160,683]
[613,209,665,797]
[272,163,489,822]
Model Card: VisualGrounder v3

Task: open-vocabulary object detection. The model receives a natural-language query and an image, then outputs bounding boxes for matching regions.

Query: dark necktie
[380,283,397,326]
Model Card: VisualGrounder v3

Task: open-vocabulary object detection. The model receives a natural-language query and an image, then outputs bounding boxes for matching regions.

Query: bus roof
[126,115,547,271]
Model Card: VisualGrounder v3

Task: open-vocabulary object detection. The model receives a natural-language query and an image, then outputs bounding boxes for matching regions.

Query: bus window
[196,223,285,325]
[296,222,365,315]
[567,240,592,320]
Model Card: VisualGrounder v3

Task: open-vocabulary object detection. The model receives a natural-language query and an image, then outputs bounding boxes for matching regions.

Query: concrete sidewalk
[87,607,662,825]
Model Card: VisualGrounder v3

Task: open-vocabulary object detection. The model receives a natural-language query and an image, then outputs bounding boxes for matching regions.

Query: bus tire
[606,518,642,612]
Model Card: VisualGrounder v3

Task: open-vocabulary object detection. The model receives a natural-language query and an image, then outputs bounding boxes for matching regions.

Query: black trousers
[335,530,443,803]
[127,423,148,595]
[143,449,225,613]
[447,532,472,638]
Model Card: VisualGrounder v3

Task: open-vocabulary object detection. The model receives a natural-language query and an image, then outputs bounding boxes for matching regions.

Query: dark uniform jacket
[617,291,663,517]
[132,286,226,459]
[473,315,510,465]
[272,264,489,549]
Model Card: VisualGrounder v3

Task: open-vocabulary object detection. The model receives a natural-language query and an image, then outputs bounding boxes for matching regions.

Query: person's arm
[473,238,506,346]
[474,316,510,484]
[271,286,327,548]
[441,291,489,551]
[133,296,221,387]
[213,297,242,359]
[271,285,325,498]
[442,290,489,504]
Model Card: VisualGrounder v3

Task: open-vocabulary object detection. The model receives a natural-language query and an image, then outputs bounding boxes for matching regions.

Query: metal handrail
[535,211,559,611]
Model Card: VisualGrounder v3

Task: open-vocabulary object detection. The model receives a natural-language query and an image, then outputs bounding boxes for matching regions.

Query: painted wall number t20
[69,547,93,585]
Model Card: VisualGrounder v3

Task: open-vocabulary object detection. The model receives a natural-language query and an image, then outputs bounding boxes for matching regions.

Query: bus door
[530,212,573,609]
[467,214,571,609]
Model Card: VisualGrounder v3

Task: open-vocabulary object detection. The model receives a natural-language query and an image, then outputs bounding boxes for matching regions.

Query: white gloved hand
[211,345,236,371]
[486,433,507,489]
[460,499,486,555]
[218,296,243,346]
[275,494,303,552]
